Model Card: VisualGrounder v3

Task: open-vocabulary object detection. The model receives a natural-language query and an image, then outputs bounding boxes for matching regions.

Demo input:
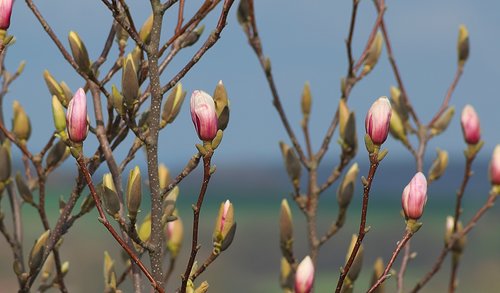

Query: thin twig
[428,66,464,128]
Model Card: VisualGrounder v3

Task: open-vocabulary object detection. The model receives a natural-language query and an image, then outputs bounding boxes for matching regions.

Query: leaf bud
[280,257,293,290]
[111,85,125,116]
[389,109,407,143]
[126,166,142,222]
[101,173,120,218]
[213,80,230,131]
[345,234,364,282]
[430,106,455,136]
[279,199,293,256]
[279,141,301,186]
[45,139,70,169]
[43,70,67,107]
[337,163,359,209]
[363,32,383,74]
[301,82,312,119]
[194,281,209,293]
[0,141,11,182]
[138,214,151,243]
[139,14,153,44]
[15,172,33,204]
[28,230,50,271]
[457,25,469,67]
[445,216,466,253]
[161,83,186,126]
[428,148,449,183]
[52,95,66,133]
[122,53,139,108]
[103,251,117,290]
[158,163,171,190]
[68,31,91,72]
[369,258,385,293]
[12,100,31,141]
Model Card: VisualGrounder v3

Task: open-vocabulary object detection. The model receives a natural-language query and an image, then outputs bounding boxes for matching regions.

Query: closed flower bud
[445,216,466,253]
[345,234,364,282]
[68,31,91,71]
[338,99,350,138]
[102,173,120,218]
[280,199,293,257]
[301,82,312,119]
[428,148,449,182]
[279,141,301,186]
[43,70,67,107]
[337,163,359,209]
[12,101,31,141]
[66,88,88,143]
[166,217,183,258]
[0,142,11,182]
[139,14,153,44]
[431,106,455,136]
[15,172,33,203]
[402,172,427,220]
[213,200,234,244]
[370,258,385,293]
[365,97,392,146]
[489,145,500,186]
[52,95,66,133]
[190,90,218,141]
[295,256,314,293]
[45,139,70,169]
[103,251,117,290]
[138,214,151,243]
[122,53,139,107]
[126,166,142,221]
[460,104,481,145]
[29,230,50,271]
[363,32,383,74]
[162,83,186,126]
[213,80,230,131]
[0,0,13,30]
[457,25,469,67]
[111,85,125,116]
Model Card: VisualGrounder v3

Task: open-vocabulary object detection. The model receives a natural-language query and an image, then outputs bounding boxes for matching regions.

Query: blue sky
[4,1,500,170]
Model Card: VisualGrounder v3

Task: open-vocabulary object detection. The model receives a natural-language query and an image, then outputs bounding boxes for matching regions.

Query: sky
[4,0,500,170]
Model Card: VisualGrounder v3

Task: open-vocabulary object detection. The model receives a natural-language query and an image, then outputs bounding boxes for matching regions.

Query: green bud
[15,172,33,204]
[428,148,449,183]
[17,61,26,75]
[43,70,67,107]
[40,253,54,282]
[345,234,364,282]
[59,82,73,106]
[52,95,66,133]
[0,142,11,182]
[162,186,179,224]
[213,80,230,131]
[12,101,31,141]
[45,140,70,169]
[213,200,234,246]
[211,130,224,150]
[445,216,466,253]
[130,46,143,77]
[390,86,408,122]
[339,99,349,138]
[194,281,209,293]
[138,214,151,243]
[29,230,50,271]
[337,163,359,209]
[161,83,186,126]
[279,141,301,186]
[363,32,383,74]
[102,173,120,218]
[139,14,153,44]
[431,106,455,136]
[301,82,312,119]
[158,164,171,190]
[126,166,142,221]
[279,199,293,261]
[68,31,91,72]
[103,251,117,290]
[389,109,407,143]
[179,25,205,49]
[80,193,96,215]
[457,25,469,67]
[122,53,139,108]
[280,257,293,290]
[111,85,125,116]
[342,112,358,156]
[369,258,385,293]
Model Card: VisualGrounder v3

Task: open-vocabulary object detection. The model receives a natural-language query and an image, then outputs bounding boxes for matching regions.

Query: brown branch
[190,251,219,281]
[368,229,413,293]
[175,0,185,33]
[180,153,213,293]
[427,66,464,128]
[396,241,411,293]
[335,152,381,292]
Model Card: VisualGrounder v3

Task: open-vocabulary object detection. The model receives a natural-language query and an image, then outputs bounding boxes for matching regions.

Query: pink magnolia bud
[402,172,428,220]
[220,199,231,232]
[190,90,218,141]
[490,145,500,185]
[66,88,89,143]
[295,256,314,293]
[365,96,392,145]
[0,0,13,30]
[460,104,481,144]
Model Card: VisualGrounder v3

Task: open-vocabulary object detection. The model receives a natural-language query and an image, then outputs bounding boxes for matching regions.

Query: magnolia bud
[390,86,408,122]
[66,88,88,143]
[158,164,171,190]
[363,32,383,74]
[365,97,392,146]
[337,163,359,209]
[279,141,301,186]
[190,90,218,141]
[111,85,125,116]
[338,99,349,138]
[279,199,293,259]
[489,145,500,186]
[213,200,234,244]
[15,172,33,203]
[102,173,120,218]
[389,109,407,143]
[431,106,455,136]
[428,148,449,182]
[457,25,469,67]
[345,234,364,282]
[12,101,31,141]
[213,80,230,131]
[0,142,11,182]
[178,25,205,49]
[0,0,13,30]
[370,258,385,293]
[301,82,312,119]
[122,53,139,107]
[68,31,91,71]
[103,251,117,290]
[138,214,151,243]
[126,166,142,221]
[161,83,186,126]
[402,172,427,220]
[52,95,66,133]
[194,281,209,293]
[295,256,314,293]
[280,257,293,290]
[139,14,153,44]
[445,216,466,253]
[166,217,183,258]
[29,230,50,271]
[45,139,70,169]
[460,104,481,145]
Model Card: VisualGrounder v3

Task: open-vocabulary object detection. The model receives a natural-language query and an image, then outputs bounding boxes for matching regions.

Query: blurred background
[1,0,500,292]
